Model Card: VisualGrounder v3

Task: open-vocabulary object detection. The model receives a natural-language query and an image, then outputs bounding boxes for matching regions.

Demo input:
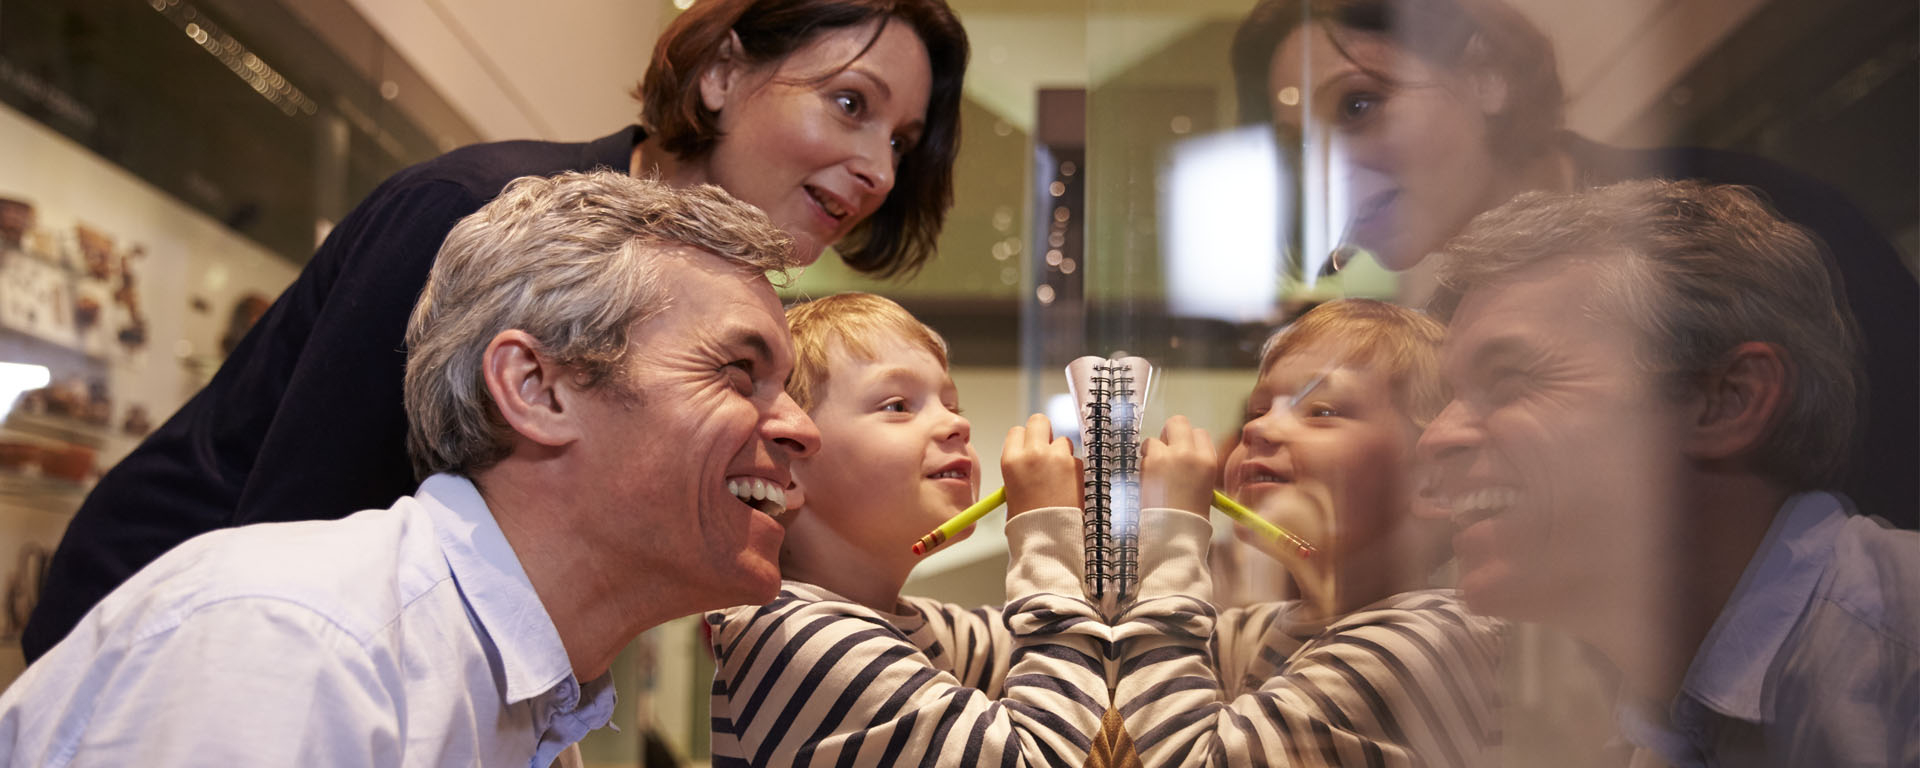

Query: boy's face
[1225,343,1419,561]
[790,337,981,562]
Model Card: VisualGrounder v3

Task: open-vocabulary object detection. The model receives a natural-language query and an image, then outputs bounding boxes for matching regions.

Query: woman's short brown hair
[637,0,969,278]
[1230,0,1563,164]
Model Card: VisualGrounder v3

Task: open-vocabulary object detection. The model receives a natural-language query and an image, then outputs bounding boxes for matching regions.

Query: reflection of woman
[1231,0,1916,526]
[25,0,970,662]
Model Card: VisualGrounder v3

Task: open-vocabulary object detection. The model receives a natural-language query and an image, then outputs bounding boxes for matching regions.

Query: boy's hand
[1141,415,1216,517]
[1003,413,1081,517]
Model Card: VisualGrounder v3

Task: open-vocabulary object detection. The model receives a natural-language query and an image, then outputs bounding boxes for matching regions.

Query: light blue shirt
[0,474,614,767]
[1617,491,1920,768]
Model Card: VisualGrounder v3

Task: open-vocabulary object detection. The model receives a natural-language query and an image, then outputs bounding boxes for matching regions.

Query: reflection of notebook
[1066,355,1153,610]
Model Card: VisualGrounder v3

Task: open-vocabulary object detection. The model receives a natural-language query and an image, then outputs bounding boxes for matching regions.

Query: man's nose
[1416,399,1479,466]
[766,392,822,459]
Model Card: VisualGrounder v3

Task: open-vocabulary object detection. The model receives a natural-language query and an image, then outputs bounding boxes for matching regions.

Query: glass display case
[0,0,1912,764]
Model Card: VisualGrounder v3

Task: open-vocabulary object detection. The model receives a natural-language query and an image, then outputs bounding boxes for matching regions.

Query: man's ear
[482,329,582,449]
[1684,341,1789,462]
[698,30,748,113]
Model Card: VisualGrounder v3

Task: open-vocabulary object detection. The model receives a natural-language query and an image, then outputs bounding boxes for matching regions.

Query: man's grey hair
[404,170,797,479]
[1428,178,1862,491]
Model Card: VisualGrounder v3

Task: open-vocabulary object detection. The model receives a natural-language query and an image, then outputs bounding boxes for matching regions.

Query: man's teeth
[728,478,787,518]
[1452,487,1517,525]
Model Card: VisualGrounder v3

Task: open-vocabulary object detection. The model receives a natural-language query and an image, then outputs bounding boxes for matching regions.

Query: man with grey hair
[1416,179,1917,767]
[0,171,821,766]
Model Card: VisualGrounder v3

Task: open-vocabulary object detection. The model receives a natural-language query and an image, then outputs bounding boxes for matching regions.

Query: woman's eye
[834,92,864,117]
[1335,92,1380,125]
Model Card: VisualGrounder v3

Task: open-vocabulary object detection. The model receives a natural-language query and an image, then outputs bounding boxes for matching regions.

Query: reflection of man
[0,172,821,765]
[1417,180,1917,767]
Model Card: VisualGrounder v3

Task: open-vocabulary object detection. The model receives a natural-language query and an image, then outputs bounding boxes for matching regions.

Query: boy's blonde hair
[1260,298,1447,426]
[786,293,951,411]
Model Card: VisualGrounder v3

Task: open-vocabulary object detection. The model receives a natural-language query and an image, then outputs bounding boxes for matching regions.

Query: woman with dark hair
[24,0,972,662]
[1229,0,1916,529]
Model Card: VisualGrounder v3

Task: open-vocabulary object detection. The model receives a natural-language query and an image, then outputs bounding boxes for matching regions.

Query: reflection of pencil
[1213,490,1317,559]
[911,487,1008,555]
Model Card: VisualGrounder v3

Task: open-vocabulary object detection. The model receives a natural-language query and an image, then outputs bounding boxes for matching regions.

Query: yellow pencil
[1213,490,1318,559]
[911,486,1008,555]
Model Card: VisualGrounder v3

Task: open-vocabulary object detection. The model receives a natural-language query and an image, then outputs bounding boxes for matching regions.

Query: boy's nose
[942,410,971,445]
[1240,405,1293,449]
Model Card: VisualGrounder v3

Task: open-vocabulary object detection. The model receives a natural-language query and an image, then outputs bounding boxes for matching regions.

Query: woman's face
[696,18,933,265]
[1268,24,1505,271]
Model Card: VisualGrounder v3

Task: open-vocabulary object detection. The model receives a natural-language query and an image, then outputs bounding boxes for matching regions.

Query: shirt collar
[1679,491,1848,723]
[416,473,577,705]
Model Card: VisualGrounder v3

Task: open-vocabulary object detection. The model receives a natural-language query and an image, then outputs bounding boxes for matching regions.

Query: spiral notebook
[1066,354,1153,608]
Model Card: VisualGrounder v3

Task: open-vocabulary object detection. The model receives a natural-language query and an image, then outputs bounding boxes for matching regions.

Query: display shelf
[3,410,113,450]
[0,470,89,514]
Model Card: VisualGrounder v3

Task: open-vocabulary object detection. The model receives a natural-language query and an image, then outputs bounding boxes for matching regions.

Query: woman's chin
[791,242,827,267]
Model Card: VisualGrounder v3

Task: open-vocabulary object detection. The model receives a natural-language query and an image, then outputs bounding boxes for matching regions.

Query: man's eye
[724,363,754,394]
[1484,368,1529,404]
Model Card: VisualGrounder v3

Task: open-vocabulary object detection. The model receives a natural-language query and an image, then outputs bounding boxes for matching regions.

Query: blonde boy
[706,293,1107,767]
[1116,299,1506,766]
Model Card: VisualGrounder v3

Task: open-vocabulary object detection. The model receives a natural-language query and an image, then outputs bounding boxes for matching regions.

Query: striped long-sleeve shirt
[708,507,1110,767]
[1118,551,1507,768]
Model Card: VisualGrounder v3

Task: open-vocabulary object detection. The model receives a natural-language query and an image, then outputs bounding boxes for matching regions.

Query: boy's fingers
[1026,413,1054,451]
[1160,414,1191,444]
[1004,425,1030,457]
[1190,426,1214,454]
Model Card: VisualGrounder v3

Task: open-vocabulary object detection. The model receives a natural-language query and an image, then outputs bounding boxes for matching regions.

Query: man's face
[573,248,820,607]
[1416,258,1686,622]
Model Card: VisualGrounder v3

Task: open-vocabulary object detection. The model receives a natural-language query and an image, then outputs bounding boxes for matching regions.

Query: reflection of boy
[707,293,1107,765]
[1118,300,1504,766]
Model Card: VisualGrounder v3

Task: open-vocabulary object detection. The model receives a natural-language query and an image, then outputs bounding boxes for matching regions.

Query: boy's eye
[880,399,908,413]
[1305,402,1341,418]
